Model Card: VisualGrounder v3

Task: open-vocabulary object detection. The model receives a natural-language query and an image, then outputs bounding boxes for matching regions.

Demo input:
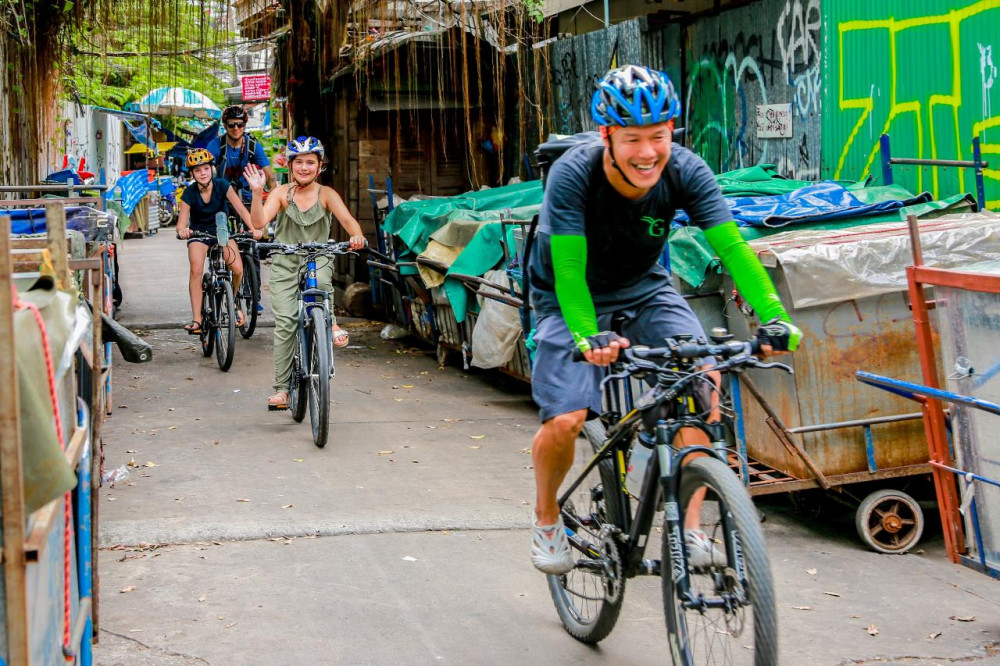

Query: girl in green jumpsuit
[245,137,366,409]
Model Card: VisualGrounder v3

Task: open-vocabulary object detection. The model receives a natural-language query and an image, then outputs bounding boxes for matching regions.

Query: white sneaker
[685,528,726,570]
[531,514,576,575]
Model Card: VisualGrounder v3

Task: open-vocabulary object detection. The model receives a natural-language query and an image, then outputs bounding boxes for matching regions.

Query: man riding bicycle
[526,65,802,575]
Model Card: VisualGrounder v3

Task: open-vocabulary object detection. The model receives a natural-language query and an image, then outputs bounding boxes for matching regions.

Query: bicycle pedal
[268,403,289,411]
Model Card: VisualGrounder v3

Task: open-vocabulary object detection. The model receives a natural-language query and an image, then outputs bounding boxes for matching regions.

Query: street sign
[241,75,271,102]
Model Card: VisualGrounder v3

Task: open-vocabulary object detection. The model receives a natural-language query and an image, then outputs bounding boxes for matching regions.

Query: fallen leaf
[866,624,879,636]
[402,556,418,562]
[470,434,486,440]
[394,398,404,402]
[144,462,157,467]
[928,632,942,639]
[850,615,861,619]
[950,615,976,622]
[127,458,138,467]
[167,426,177,430]
[236,498,250,503]
[412,460,420,463]
[198,594,206,602]
[469,445,481,450]
[233,389,241,393]
[806,568,817,575]
[378,450,393,455]
[281,504,293,509]
[225,623,237,629]
[823,591,842,598]
[426,425,437,429]
[119,586,136,593]
[293,458,304,463]
[401,384,414,388]
[126,449,138,454]
[792,606,811,611]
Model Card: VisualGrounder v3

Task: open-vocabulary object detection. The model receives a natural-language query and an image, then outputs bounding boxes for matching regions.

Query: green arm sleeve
[704,222,790,323]
[551,234,598,352]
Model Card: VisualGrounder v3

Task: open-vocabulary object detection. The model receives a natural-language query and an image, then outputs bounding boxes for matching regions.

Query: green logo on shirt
[642,216,667,237]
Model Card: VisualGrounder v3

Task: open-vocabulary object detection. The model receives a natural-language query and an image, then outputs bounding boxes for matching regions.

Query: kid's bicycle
[258,240,356,448]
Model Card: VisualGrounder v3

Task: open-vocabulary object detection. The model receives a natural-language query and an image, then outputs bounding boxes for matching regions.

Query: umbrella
[127,87,222,120]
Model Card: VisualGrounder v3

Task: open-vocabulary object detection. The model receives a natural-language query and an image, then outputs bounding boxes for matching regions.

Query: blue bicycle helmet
[591,65,681,127]
[285,136,325,162]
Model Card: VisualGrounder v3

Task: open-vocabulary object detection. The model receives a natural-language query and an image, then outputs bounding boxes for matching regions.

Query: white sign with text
[757,103,793,138]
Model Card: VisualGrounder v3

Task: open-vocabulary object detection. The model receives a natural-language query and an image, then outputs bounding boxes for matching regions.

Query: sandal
[235,310,246,327]
[267,391,289,411]
[183,320,202,334]
[332,328,350,348]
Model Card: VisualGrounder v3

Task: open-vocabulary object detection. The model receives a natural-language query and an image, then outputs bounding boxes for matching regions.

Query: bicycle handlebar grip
[571,347,585,362]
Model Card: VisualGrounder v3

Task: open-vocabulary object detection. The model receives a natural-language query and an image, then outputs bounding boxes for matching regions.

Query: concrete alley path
[94,232,1000,665]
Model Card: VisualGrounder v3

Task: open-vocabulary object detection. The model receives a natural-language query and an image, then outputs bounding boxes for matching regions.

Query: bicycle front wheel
[200,275,214,357]
[238,257,258,339]
[215,280,236,372]
[547,419,627,644]
[662,456,777,666]
[307,308,330,447]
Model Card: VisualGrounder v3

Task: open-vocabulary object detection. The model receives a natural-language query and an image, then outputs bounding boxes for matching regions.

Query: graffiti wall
[549,19,648,135]
[823,0,1000,208]
[685,0,822,180]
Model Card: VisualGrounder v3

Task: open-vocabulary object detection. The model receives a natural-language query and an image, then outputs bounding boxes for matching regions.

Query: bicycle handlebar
[176,230,217,241]
[257,240,365,256]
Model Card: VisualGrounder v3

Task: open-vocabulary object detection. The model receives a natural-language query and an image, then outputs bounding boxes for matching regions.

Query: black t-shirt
[528,137,732,317]
[181,178,231,234]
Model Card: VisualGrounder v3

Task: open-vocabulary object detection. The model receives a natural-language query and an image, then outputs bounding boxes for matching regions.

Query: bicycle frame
[560,401,750,612]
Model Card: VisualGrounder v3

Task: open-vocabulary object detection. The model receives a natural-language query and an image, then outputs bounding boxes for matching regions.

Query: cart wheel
[855,488,924,554]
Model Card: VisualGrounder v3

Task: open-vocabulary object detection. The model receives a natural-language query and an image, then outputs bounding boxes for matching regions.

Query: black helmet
[222,105,248,122]
[591,65,681,127]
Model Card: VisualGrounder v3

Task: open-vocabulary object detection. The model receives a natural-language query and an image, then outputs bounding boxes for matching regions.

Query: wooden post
[44,202,69,289]
[0,215,30,665]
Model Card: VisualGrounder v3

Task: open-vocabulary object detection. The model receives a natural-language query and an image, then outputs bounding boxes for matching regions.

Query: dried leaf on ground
[119,586,136,593]
[378,450,393,455]
[950,615,976,622]
[806,568,817,575]
[866,624,879,636]
[144,462,158,467]
[281,504,293,509]
[470,434,485,439]
[823,591,842,597]
[928,631,942,639]
[236,498,250,503]
[293,458,304,463]
[792,606,812,611]
[469,445,481,450]
[198,594,206,602]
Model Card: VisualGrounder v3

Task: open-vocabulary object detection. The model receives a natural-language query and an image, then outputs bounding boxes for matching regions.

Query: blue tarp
[104,170,149,216]
[673,181,918,228]
[10,207,101,235]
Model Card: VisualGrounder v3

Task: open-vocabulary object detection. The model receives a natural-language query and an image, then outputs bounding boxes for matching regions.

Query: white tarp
[752,213,1000,309]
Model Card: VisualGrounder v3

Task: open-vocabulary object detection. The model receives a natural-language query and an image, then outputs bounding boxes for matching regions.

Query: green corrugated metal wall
[822,0,1000,207]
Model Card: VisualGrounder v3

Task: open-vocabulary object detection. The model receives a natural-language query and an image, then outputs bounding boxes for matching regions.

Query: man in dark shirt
[526,65,802,575]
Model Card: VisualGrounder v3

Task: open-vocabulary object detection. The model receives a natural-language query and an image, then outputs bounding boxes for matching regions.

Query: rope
[11,285,74,659]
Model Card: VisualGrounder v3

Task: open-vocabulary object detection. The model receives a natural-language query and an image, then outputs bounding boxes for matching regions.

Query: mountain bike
[183,230,237,372]
[550,331,789,665]
[258,240,356,448]
[232,231,260,339]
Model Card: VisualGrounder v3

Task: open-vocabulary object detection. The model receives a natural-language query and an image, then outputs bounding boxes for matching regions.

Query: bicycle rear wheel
[200,275,214,357]
[547,420,627,644]
[662,456,777,665]
[307,308,330,448]
[215,280,236,372]
[238,256,258,339]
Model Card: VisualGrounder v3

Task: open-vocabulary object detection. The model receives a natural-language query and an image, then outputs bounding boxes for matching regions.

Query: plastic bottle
[626,432,655,497]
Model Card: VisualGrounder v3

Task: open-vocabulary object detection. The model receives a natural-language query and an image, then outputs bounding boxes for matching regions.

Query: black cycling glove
[755,317,802,352]
[583,331,625,352]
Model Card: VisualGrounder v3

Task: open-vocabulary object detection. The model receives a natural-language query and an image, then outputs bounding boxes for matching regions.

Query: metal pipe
[739,374,831,490]
[0,184,109,192]
[787,411,927,434]
[889,157,988,168]
[929,461,1000,489]
[604,0,609,26]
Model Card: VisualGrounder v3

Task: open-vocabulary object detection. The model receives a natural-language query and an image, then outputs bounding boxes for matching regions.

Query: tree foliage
[62,0,236,112]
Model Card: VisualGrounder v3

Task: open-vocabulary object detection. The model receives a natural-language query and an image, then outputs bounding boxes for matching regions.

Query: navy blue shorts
[530,287,709,423]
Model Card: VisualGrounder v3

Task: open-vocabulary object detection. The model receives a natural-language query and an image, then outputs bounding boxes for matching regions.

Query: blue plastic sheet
[10,207,99,235]
[674,181,915,228]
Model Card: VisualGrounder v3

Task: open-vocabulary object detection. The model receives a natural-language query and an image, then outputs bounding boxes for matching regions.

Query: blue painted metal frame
[74,400,93,665]
[857,370,1000,580]
[863,425,878,473]
[879,133,988,211]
